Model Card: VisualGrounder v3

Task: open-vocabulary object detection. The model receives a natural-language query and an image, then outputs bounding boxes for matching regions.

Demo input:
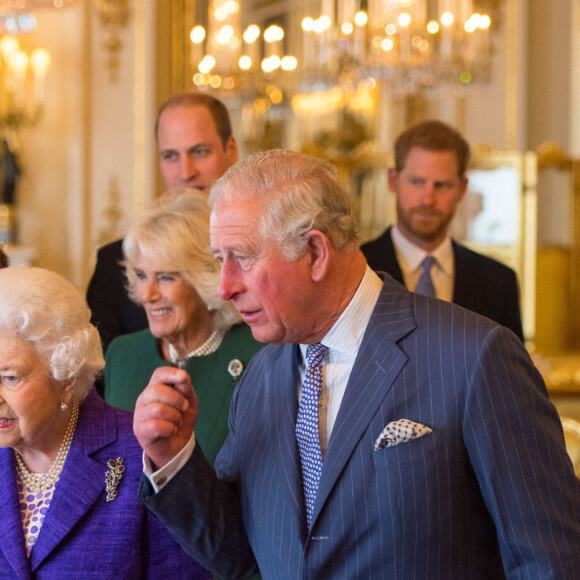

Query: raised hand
[133,366,199,470]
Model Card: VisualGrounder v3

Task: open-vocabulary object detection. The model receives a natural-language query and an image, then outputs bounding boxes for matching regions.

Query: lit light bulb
[0,35,19,59]
[243,25,260,43]
[302,17,314,32]
[217,25,234,45]
[441,12,454,26]
[9,50,28,77]
[264,25,284,42]
[261,57,273,73]
[427,21,439,34]
[31,49,51,75]
[381,38,394,51]
[281,55,297,70]
[315,15,331,32]
[239,55,252,70]
[354,11,368,26]
[224,0,239,14]
[398,13,411,27]
[480,14,491,29]
[464,20,476,33]
[190,26,206,44]
[198,55,216,74]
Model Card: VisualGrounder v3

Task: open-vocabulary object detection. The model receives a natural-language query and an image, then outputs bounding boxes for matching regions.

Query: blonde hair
[0,267,104,402]
[123,189,240,332]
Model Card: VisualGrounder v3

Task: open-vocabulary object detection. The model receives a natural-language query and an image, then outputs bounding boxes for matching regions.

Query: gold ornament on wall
[93,0,130,83]
[97,175,123,246]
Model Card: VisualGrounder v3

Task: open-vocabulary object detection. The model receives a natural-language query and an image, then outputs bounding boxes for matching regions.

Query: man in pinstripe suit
[134,150,580,579]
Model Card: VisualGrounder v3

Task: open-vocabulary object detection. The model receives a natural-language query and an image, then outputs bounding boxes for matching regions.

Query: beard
[396,204,455,246]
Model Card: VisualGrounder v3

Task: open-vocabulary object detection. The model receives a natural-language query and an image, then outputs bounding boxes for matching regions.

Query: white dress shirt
[298,265,383,456]
[146,265,383,491]
[391,224,455,302]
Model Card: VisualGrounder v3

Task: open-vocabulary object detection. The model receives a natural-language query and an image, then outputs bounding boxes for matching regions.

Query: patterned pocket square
[374,419,433,451]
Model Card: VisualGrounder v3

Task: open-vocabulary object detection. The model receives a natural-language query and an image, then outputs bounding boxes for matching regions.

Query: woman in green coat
[105,189,263,466]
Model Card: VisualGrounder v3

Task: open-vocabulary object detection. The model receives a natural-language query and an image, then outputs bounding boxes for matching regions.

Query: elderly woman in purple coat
[0,267,210,579]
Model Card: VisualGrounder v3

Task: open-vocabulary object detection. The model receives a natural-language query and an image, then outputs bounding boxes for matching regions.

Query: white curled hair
[0,267,104,402]
[123,189,241,333]
[209,149,360,260]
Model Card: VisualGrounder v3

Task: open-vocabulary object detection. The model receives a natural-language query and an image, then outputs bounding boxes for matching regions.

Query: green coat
[104,323,263,466]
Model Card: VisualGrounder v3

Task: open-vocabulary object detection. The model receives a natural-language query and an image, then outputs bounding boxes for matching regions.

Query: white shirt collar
[299,265,382,361]
[391,224,453,278]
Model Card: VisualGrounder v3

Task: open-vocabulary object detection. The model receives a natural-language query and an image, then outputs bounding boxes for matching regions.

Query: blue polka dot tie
[296,343,327,527]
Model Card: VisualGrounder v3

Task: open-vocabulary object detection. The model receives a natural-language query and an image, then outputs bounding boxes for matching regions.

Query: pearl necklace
[168,329,225,369]
[14,402,79,493]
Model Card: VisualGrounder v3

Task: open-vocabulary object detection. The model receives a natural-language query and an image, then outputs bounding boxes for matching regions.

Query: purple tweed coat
[0,388,211,579]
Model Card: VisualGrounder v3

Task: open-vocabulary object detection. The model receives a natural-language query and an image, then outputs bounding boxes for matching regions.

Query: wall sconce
[0,35,51,131]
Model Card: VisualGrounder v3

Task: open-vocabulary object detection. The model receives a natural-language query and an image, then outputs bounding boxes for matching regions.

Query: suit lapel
[312,280,416,525]
[29,391,117,572]
[0,450,31,579]
[450,240,470,306]
[381,227,405,285]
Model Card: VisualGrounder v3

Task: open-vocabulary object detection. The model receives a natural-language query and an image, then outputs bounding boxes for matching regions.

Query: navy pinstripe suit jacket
[141,275,580,579]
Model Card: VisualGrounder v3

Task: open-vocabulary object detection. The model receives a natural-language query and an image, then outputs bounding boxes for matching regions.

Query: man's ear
[458,175,468,202]
[388,168,399,194]
[305,230,331,282]
[226,136,239,164]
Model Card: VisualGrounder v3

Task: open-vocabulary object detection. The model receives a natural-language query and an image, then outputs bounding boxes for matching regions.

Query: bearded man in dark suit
[361,120,524,341]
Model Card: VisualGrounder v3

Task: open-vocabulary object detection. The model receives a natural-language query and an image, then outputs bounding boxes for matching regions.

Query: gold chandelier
[188,0,498,98]
[300,0,496,94]
[189,0,298,94]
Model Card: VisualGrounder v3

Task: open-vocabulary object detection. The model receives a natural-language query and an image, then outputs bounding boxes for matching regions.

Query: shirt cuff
[142,432,196,492]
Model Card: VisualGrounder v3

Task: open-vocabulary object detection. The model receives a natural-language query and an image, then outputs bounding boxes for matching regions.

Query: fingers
[140,366,196,409]
[134,366,199,468]
[139,381,190,413]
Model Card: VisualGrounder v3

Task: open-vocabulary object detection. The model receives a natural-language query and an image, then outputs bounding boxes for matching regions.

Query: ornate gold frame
[467,149,537,345]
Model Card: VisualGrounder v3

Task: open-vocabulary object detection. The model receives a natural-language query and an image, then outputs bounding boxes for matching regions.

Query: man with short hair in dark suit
[133,149,580,580]
[86,93,238,358]
[361,120,524,341]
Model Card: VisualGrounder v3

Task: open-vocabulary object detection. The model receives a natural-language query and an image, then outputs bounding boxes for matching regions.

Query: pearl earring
[60,402,68,412]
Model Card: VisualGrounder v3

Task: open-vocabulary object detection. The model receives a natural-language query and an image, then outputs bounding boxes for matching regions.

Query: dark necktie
[415,255,437,297]
[295,343,327,526]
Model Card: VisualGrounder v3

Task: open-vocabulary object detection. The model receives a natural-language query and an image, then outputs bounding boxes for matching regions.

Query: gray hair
[209,149,359,260]
[0,267,104,402]
[123,189,241,332]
